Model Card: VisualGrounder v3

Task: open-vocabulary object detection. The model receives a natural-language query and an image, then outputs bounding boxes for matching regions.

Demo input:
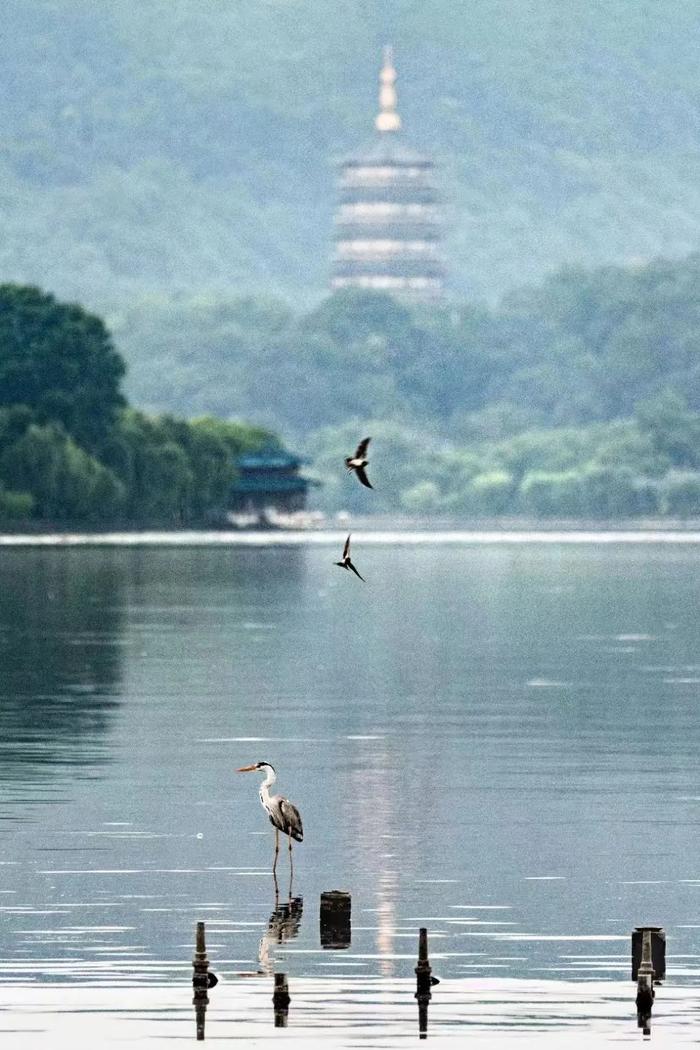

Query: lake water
[1,538,699,1041]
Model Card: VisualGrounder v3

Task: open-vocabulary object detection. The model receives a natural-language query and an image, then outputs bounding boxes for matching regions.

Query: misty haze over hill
[2,0,700,315]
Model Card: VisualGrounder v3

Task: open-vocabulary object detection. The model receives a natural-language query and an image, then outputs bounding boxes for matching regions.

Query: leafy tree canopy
[0,284,278,524]
[0,284,126,453]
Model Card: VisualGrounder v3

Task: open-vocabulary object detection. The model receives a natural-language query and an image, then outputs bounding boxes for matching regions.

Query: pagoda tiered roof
[331,48,444,301]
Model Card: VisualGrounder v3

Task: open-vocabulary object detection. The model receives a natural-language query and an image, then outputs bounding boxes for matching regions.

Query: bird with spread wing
[335,534,365,581]
[345,437,373,489]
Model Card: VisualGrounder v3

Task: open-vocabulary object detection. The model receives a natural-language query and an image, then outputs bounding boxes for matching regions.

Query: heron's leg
[273,829,280,874]
[288,833,294,878]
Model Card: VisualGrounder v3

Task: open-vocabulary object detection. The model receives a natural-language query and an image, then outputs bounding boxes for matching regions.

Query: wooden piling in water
[632,925,666,983]
[193,921,209,985]
[634,927,656,1037]
[320,890,352,949]
[415,927,439,1040]
[273,972,291,1027]
[192,920,218,1040]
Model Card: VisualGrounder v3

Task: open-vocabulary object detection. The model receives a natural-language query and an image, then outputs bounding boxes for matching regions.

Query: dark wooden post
[192,921,218,1040]
[192,923,209,1041]
[273,972,291,1027]
[415,927,439,1040]
[635,927,655,1036]
[320,890,352,949]
[632,926,666,983]
[193,922,209,984]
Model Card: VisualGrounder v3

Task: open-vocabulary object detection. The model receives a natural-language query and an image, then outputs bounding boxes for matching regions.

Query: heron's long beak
[236,764,257,773]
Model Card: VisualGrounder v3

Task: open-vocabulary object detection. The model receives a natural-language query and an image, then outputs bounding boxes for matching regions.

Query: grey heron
[345,437,373,489]
[237,762,303,873]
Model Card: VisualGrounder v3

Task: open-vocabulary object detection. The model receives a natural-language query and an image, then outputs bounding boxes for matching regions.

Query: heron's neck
[259,767,276,803]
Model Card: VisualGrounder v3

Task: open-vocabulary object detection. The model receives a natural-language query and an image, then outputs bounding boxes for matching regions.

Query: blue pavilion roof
[231,443,318,494]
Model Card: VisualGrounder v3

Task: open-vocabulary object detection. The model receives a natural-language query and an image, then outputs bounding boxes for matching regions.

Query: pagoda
[331,47,444,301]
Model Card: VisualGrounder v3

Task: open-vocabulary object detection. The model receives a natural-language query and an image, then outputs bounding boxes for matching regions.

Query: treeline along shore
[0,284,276,527]
[4,252,700,527]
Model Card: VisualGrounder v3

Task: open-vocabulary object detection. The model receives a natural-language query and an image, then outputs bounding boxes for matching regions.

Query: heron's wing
[347,559,365,582]
[355,466,373,489]
[343,534,351,558]
[355,437,371,458]
[267,797,287,833]
[279,797,304,842]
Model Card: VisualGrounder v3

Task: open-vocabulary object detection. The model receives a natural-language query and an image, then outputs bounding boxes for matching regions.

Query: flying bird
[237,762,303,873]
[335,534,365,581]
[345,437,373,489]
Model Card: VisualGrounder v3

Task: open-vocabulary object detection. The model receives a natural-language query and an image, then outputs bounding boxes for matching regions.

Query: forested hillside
[4,263,700,521]
[117,253,700,434]
[115,253,700,518]
[2,0,700,316]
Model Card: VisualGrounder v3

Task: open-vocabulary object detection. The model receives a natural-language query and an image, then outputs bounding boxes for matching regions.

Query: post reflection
[272,972,291,1027]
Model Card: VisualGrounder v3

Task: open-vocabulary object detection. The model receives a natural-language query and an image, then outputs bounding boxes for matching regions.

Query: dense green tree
[0,286,279,525]
[468,470,515,516]
[1,422,124,521]
[105,410,277,524]
[0,487,34,521]
[635,391,700,469]
[0,284,125,452]
[520,470,586,518]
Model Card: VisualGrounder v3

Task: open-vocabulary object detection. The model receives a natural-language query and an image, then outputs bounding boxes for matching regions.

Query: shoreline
[3,525,700,546]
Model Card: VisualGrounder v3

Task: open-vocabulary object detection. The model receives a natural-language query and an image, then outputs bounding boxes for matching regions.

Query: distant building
[229,444,315,516]
[331,47,444,301]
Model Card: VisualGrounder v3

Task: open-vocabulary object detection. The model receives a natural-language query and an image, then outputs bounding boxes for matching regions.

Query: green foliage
[117,256,700,458]
[1,422,124,522]
[3,2,700,307]
[0,487,34,521]
[578,464,648,519]
[0,284,125,453]
[520,470,586,518]
[290,262,700,517]
[660,471,700,517]
[8,234,700,522]
[0,285,279,525]
[400,480,441,513]
[636,390,700,469]
[108,410,275,524]
[468,471,515,516]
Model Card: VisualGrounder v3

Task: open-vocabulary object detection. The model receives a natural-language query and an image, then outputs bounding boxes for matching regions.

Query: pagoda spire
[375,45,401,133]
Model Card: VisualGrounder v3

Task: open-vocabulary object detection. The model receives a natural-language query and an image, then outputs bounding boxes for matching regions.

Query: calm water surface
[1,541,699,988]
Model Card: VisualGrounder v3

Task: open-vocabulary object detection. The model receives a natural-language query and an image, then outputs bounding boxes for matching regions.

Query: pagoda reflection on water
[331,47,444,301]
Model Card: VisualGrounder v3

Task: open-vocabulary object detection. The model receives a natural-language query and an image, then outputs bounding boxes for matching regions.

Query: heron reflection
[258,871,303,974]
